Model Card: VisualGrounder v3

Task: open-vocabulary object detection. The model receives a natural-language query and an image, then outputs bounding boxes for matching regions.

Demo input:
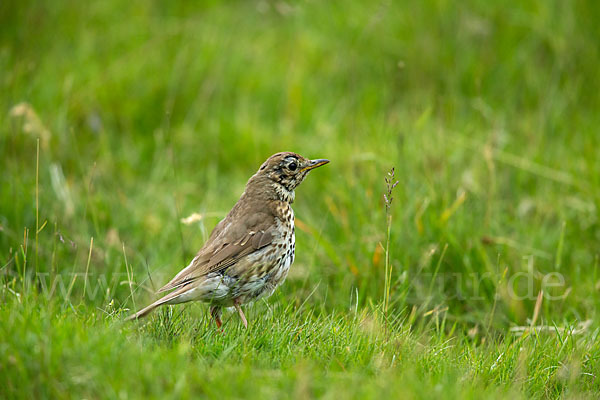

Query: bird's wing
[157,228,273,293]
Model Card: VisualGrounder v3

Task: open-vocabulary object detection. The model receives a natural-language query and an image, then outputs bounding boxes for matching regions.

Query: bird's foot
[233,300,248,329]
[210,305,223,330]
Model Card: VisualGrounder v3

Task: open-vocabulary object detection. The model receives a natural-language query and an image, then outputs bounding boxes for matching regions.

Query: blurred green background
[1,0,599,398]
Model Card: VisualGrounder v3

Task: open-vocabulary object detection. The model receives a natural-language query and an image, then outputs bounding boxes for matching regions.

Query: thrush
[126,152,329,328]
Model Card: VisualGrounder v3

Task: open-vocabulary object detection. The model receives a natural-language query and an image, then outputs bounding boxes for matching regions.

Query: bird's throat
[272,182,295,203]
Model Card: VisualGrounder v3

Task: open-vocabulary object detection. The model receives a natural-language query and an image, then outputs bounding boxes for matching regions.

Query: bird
[125,152,329,328]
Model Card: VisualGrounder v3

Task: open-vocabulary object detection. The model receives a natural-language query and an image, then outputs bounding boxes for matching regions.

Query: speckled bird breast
[242,202,295,300]
[212,203,295,305]
[266,203,295,291]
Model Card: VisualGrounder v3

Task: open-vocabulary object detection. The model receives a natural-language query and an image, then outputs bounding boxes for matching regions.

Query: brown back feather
[157,188,279,293]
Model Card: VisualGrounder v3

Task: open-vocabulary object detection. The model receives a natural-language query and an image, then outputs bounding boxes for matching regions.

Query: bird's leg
[233,299,248,328]
[210,305,223,329]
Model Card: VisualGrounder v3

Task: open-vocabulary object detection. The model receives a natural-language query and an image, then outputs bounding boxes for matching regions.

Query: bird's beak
[301,158,330,172]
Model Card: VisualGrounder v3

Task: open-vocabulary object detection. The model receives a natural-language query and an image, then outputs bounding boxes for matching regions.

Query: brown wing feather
[157,229,273,293]
[205,230,273,273]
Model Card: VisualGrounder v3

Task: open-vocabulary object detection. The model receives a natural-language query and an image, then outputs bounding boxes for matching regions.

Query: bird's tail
[124,285,189,321]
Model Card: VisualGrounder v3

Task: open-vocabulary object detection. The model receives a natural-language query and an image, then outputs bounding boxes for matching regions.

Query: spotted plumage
[126,152,329,328]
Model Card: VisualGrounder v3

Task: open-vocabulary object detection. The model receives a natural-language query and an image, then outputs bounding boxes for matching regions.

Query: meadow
[1,0,600,398]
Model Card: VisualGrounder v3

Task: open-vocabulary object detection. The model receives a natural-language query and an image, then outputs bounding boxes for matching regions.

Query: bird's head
[250,152,329,202]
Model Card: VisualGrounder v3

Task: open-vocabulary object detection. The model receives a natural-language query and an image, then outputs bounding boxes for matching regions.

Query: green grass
[1,0,600,398]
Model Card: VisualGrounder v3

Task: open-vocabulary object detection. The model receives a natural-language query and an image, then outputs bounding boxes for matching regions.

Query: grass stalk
[123,242,136,312]
[35,138,39,277]
[383,167,398,327]
[82,237,94,301]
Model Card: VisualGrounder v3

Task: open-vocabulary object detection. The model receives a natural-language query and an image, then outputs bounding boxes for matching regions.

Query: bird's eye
[288,162,297,171]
